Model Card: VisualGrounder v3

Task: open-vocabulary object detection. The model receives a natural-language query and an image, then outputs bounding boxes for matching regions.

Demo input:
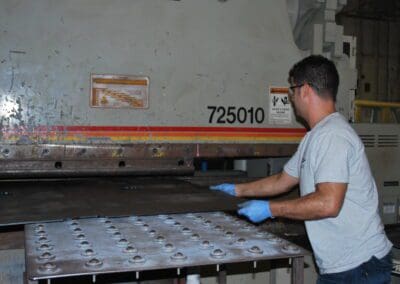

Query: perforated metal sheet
[25,212,308,281]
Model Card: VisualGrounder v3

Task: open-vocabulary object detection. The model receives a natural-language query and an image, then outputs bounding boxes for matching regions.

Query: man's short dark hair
[289,55,339,102]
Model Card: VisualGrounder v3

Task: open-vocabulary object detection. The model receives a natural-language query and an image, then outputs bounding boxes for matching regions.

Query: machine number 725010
[207,106,265,124]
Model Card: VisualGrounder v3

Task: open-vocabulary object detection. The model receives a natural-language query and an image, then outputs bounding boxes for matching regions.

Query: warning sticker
[269,87,292,125]
[91,75,149,108]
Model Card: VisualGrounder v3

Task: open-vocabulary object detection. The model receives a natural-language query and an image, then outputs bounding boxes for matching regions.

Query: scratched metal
[25,212,309,281]
[0,177,245,226]
[0,143,298,178]
[0,0,304,135]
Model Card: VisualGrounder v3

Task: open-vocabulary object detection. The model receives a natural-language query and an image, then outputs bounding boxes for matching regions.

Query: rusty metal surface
[0,143,297,177]
[0,143,298,160]
[0,159,194,178]
[0,177,246,226]
[25,212,309,281]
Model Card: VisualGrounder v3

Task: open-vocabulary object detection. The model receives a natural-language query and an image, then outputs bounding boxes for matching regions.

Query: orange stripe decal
[1,126,307,143]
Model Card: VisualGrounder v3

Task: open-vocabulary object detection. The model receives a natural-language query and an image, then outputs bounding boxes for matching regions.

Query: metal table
[25,212,309,284]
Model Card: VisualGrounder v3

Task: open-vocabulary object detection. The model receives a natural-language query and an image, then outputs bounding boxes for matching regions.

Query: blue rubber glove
[237,200,273,223]
[209,183,236,196]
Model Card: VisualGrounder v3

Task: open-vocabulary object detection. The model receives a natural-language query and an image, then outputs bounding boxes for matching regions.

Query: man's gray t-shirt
[284,112,392,274]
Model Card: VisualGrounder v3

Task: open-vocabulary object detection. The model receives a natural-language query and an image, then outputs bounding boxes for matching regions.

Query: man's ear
[302,83,315,100]
[299,84,309,99]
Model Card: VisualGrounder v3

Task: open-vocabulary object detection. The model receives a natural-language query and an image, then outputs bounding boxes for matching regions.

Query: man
[211,55,393,283]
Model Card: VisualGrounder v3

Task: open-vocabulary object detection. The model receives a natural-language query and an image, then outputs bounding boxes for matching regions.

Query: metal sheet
[25,212,309,281]
[0,177,245,226]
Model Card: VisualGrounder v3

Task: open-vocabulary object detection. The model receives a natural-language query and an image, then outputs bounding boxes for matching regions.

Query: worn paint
[0,0,355,146]
[0,0,304,145]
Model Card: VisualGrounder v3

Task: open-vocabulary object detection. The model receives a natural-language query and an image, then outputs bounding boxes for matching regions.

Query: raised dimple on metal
[37,244,53,251]
[194,215,203,222]
[201,240,212,249]
[69,221,79,227]
[34,224,44,232]
[214,225,223,231]
[111,232,122,240]
[78,241,91,248]
[223,214,234,221]
[236,238,246,245]
[75,234,86,240]
[117,238,129,247]
[106,226,118,233]
[148,229,156,236]
[72,228,83,235]
[181,227,191,235]
[156,235,166,243]
[133,218,144,225]
[164,217,175,224]
[224,231,234,238]
[36,230,47,236]
[241,225,252,231]
[37,252,55,261]
[266,235,282,244]
[85,258,103,268]
[231,220,243,226]
[171,252,187,261]
[190,233,200,241]
[36,236,50,244]
[123,246,138,254]
[129,255,146,264]
[281,243,300,253]
[211,248,226,259]
[81,249,96,257]
[256,231,268,237]
[38,262,57,273]
[164,243,175,252]
[248,246,263,254]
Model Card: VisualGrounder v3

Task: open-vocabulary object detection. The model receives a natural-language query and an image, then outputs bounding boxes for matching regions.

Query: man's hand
[209,183,236,196]
[238,200,273,223]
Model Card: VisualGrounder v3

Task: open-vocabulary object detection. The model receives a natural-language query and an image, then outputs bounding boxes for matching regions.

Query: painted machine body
[0,0,356,176]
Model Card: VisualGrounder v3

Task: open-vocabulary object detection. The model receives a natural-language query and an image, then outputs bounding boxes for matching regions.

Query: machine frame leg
[218,268,227,284]
[291,256,304,284]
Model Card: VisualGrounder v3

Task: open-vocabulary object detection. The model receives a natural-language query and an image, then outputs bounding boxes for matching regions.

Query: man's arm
[269,182,347,220]
[235,171,299,198]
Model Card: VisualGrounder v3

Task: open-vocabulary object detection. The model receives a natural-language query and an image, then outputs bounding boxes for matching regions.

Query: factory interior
[1,0,400,283]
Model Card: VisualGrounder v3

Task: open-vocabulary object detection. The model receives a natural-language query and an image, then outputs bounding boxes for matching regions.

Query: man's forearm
[269,191,340,220]
[235,173,294,198]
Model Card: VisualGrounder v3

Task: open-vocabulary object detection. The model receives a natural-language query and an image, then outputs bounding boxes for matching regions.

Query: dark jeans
[317,252,392,284]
